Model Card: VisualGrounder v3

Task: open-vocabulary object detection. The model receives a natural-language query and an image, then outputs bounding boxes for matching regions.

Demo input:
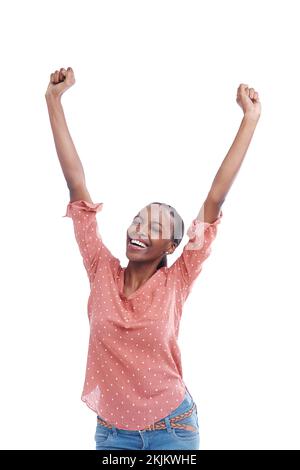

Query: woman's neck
[124,261,159,291]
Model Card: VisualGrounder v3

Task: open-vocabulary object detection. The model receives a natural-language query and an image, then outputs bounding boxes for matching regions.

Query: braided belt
[97,402,197,432]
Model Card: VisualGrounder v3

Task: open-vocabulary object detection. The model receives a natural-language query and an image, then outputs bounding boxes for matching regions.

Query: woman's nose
[134,223,147,237]
[136,222,145,232]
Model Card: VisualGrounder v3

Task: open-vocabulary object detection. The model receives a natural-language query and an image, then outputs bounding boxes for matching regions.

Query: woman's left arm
[199,83,262,223]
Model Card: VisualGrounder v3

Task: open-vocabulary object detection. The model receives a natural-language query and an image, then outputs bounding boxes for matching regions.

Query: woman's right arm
[45,67,93,203]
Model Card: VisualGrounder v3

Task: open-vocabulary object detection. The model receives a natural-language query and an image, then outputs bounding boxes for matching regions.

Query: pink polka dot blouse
[63,199,223,430]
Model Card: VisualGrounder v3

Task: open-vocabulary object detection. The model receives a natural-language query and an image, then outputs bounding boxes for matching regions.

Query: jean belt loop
[111,424,117,437]
[164,416,172,433]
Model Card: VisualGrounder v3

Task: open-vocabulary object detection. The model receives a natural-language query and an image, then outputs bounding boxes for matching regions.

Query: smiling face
[126,203,177,263]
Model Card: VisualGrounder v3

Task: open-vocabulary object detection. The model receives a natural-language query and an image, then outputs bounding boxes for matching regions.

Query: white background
[0,0,299,450]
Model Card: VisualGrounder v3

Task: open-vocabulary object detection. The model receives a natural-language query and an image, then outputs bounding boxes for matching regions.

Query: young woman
[45,67,261,450]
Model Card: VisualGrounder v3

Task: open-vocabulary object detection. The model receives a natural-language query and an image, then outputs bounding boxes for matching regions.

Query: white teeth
[130,239,147,248]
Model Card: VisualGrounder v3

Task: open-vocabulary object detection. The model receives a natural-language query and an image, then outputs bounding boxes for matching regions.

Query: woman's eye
[132,217,161,232]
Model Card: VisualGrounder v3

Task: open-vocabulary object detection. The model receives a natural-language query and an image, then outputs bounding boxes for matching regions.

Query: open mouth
[128,238,149,250]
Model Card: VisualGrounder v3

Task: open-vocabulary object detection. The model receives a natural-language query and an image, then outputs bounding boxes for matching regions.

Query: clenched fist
[45,67,75,99]
[236,84,261,120]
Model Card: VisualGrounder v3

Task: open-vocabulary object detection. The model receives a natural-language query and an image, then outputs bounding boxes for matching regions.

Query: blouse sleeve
[62,200,117,284]
[168,210,223,300]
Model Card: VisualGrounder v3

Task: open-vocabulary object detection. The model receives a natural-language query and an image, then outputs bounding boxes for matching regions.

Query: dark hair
[148,202,185,270]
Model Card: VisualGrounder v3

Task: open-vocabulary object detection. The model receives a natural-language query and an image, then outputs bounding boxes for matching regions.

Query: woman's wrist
[45,91,62,104]
[243,111,260,124]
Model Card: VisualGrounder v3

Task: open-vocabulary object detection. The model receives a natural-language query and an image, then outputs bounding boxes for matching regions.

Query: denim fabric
[94,387,199,450]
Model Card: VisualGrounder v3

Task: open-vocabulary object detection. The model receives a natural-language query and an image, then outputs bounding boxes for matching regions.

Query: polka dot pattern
[63,200,223,430]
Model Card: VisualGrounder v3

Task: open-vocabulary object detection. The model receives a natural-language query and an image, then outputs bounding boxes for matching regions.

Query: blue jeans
[94,387,200,450]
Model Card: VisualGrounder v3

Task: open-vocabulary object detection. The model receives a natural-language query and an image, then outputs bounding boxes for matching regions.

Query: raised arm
[44,67,116,285]
[199,83,261,224]
[168,84,261,300]
[45,66,93,203]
